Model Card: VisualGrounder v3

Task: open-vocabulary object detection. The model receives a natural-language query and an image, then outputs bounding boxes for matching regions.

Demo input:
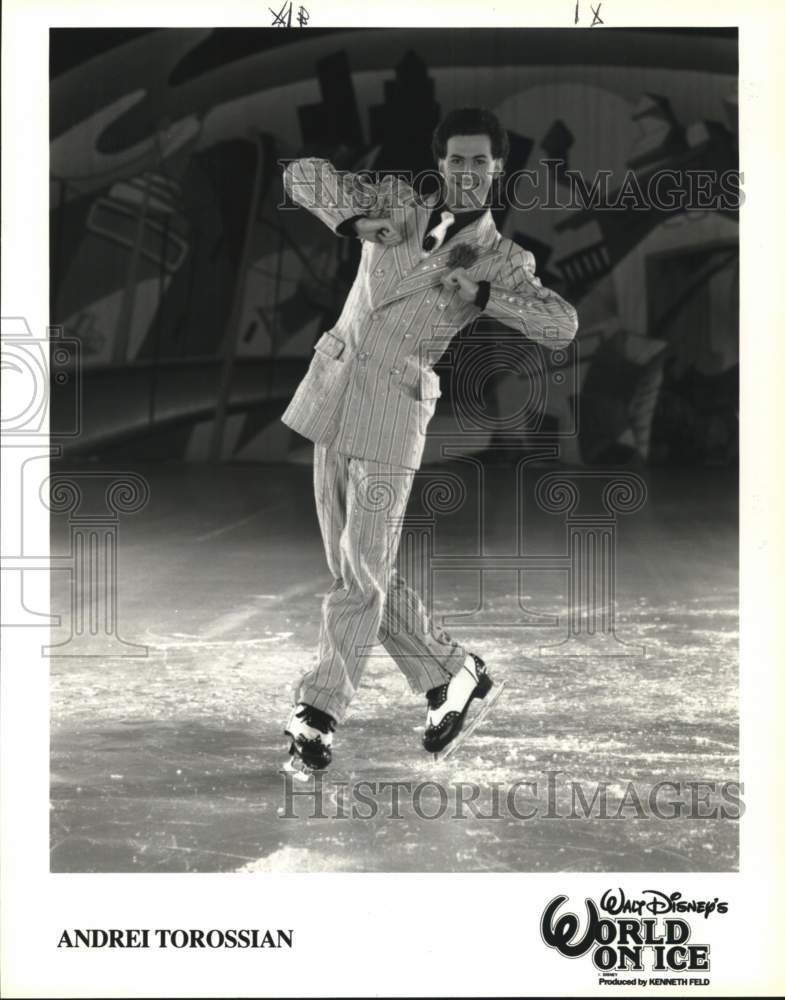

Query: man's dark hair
[431,107,510,164]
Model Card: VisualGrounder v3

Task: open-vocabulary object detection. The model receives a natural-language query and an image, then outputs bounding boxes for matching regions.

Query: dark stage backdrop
[49,27,738,467]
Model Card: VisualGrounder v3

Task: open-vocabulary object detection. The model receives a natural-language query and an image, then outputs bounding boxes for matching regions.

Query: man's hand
[354,217,403,246]
[441,267,479,302]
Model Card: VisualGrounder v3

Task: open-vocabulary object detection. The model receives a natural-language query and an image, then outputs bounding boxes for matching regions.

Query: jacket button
[390,367,401,375]
[373,268,385,277]
[359,352,369,361]
[437,301,447,309]
[403,333,412,339]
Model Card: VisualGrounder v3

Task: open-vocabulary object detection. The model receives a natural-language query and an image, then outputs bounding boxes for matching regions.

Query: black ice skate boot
[422,653,505,759]
[283,703,337,776]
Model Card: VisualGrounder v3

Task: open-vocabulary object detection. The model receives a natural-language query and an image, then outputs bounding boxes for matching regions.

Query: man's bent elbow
[283,159,327,215]
[565,304,579,340]
[281,160,298,202]
[554,302,579,342]
[541,308,578,351]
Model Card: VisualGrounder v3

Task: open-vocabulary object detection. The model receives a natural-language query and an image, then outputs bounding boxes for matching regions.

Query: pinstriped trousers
[295,442,467,723]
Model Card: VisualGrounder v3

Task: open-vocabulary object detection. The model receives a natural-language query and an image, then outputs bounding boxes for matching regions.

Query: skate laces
[462,653,485,682]
[427,655,485,709]
[295,705,337,735]
[425,684,449,709]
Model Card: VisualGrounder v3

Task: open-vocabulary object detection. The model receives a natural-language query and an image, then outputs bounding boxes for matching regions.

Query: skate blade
[437,680,507,762]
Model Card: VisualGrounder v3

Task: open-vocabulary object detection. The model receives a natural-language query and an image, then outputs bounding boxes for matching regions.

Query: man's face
[438,134,501,210]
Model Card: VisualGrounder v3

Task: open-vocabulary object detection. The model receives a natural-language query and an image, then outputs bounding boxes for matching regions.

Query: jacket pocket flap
[313,331,345,360]
[392,359,441,401]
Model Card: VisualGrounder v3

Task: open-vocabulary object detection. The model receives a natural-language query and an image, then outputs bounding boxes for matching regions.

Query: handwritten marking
[269,1,310,26]
[574,0,605,25]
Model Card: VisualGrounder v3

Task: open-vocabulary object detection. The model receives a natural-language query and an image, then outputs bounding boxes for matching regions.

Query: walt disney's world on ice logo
[540,889,728,978]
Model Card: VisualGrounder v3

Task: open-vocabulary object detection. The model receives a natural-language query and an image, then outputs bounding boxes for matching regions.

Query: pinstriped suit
[280,158,579,722]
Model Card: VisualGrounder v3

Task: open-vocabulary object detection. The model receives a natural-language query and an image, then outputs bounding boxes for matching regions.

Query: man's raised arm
[282,157,402,237]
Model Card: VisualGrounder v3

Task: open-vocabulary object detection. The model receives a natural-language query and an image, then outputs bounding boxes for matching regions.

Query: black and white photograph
[2,1,784,997]
[45,22,740,873]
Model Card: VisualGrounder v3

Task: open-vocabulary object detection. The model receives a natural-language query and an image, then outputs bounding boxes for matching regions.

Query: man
[279,107,578,772]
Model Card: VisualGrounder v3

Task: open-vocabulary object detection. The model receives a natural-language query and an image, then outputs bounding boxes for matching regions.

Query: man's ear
[437,157,447,177]
[491,157,504,178]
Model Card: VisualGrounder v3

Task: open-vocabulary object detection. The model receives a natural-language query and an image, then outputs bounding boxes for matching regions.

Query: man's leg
[294,443,349,720]
[297,446,450,721]
[378,568,467,695]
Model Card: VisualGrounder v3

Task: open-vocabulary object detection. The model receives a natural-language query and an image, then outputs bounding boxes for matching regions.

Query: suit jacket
[280,157,579,470]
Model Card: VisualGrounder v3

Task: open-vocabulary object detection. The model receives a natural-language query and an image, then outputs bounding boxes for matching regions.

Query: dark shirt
[421,206,486,251]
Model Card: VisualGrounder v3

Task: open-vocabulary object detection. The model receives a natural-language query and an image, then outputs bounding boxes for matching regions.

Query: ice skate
[283,703,336,778]
[437,679,506,761]
[422,653,505,758]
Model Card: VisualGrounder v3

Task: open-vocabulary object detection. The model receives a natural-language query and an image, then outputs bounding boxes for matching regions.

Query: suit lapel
[378,207,503,309]
[390,190,433,278]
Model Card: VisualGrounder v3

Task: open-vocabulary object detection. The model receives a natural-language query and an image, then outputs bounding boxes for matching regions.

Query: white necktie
[422,210,455,254]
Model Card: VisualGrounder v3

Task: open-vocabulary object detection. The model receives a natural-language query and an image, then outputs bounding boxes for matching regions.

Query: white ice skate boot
[422,653,504,758]
[283,703,337,774]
